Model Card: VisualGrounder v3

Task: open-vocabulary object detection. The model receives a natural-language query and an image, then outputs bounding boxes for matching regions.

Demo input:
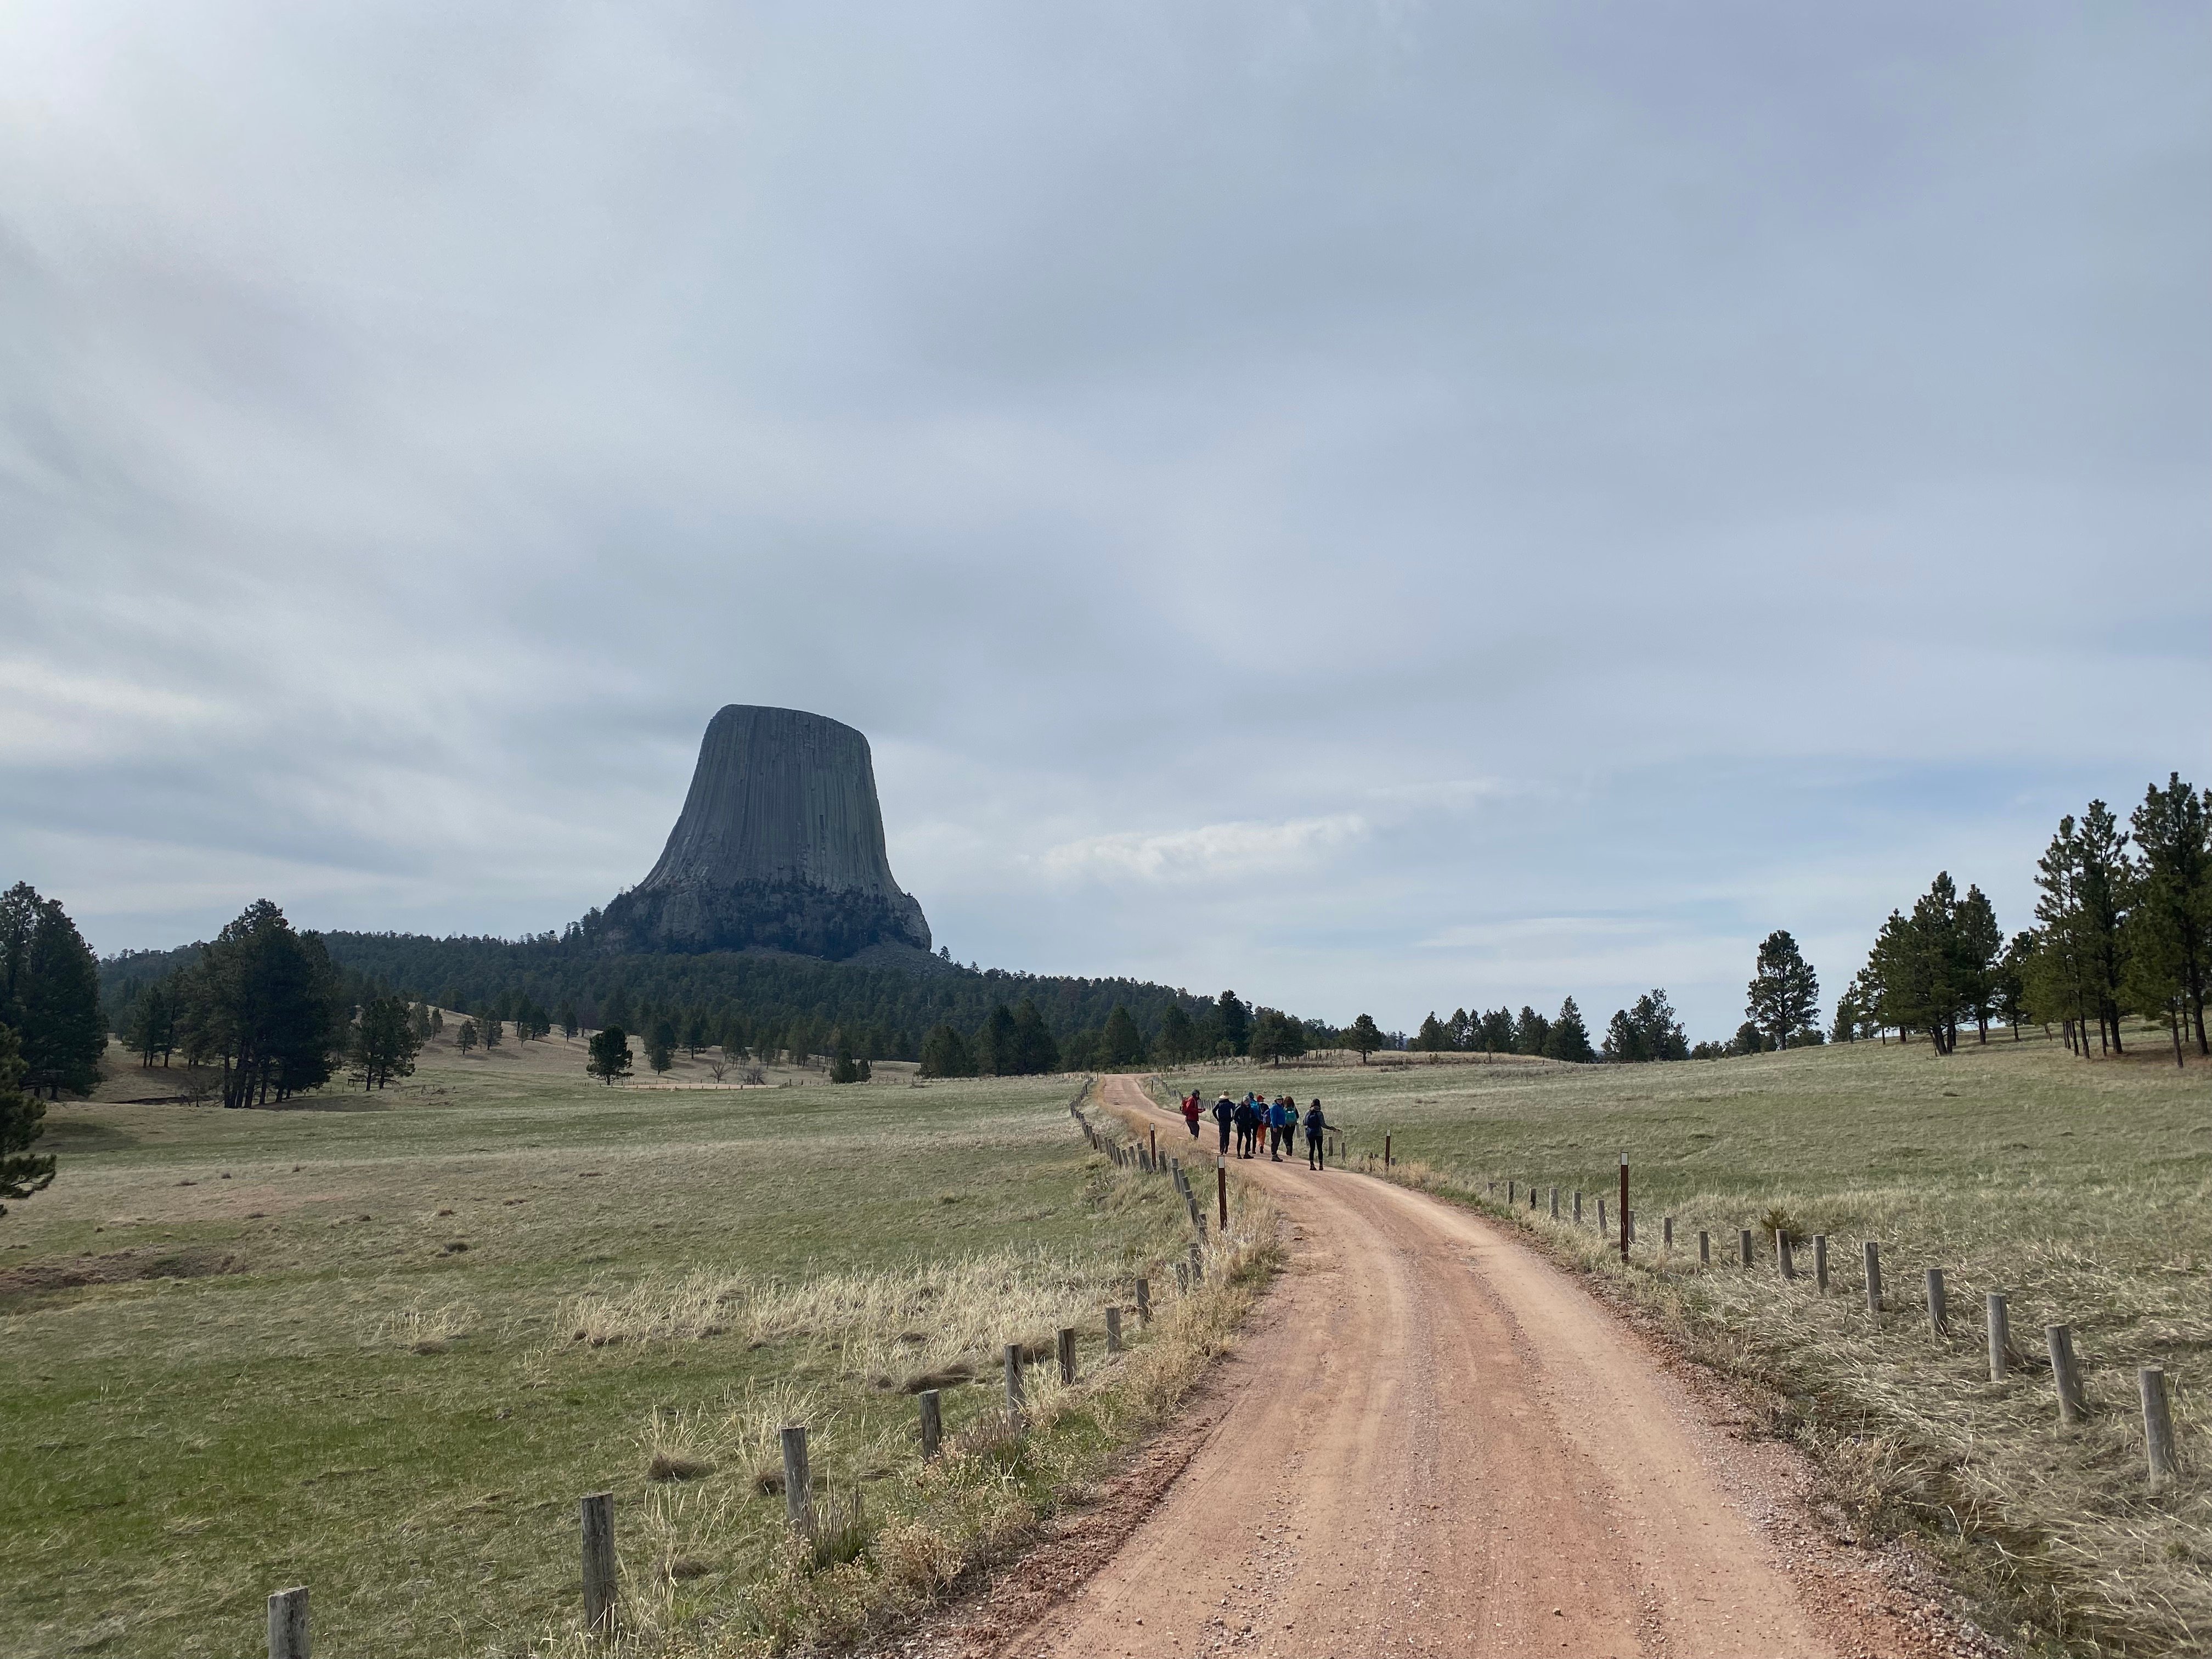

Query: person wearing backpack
[1233,1094,1260,1158]
[1304,1099,1330,1170]
[1268,1095,1294,1160]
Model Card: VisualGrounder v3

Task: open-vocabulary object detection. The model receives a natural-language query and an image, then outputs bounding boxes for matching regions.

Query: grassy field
[1160,1031,2211,1656]
[0,1031,1265,1659]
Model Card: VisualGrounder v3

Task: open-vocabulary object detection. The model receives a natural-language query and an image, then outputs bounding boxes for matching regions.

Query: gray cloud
[2,2,2205,1038]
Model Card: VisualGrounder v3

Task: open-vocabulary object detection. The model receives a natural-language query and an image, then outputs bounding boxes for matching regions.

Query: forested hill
[97,930,1232,1062]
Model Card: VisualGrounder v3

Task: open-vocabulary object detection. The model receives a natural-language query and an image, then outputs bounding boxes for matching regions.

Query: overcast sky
[3,2,2206,1040]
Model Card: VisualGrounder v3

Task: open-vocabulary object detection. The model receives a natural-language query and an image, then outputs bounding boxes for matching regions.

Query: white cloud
[1039,815,1369,885]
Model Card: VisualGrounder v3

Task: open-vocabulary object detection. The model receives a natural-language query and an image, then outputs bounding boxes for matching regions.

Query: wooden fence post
[1778,1232,1797,1280]
[1698,1229,1711,1266]
[1813,1234,1829,1294]
[2141,1367,2180,1491]
[1385,1134,1392,1169]
[1508,1181,1516,1205]
[1135,1276,1151,1326]
[1189,1243,1205,1285]
[781,1426,814,1532]
[919,1390,943,1461]
[2047,1324,2086,1425]
[580,1492,617,1632]
[1596,1198,1606,1233]
[268,1587,309,1659]
[1003,1344,1026,1419]
[1987,1294,2009,1382]
[1549,1186,1559,1219]
[1573,1190,1582,1224]
[1864,1242,1883,1313]
[1216,1159,1228,1229]
[1739,1228,1754,1267]
[1105,1306,1122,1354]
[1175,1260,1189,1294]
[1057,1326,1077,1385]
[1662,1216,1673,1251]
[1926,1268,1949,1338]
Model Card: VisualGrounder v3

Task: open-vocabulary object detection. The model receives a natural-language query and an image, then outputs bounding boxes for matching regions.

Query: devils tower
[597,706,933,962]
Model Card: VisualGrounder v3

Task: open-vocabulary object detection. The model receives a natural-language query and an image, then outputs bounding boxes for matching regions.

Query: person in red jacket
[1180,1090,1203,1138]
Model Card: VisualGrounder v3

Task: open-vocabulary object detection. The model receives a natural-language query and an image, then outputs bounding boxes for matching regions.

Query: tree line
[1842,774,2208,1064]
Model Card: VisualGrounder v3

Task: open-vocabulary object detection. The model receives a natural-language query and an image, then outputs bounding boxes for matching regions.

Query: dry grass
[1158,1033,2211,1657]
[529,1144,1282,1659]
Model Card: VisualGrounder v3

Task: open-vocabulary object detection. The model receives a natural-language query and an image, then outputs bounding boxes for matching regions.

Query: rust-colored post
[1385,1134,1392,1170]
[1617,1153,1629,1261]
[1216,1157,1228,1228]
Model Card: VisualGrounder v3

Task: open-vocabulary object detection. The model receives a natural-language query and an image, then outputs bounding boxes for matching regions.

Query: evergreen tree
[350,995,422,1090]
[1600,1008,1645,1063]
[1992,933,2032,1039]
[1414,1012,1449,1051]
[1513,1006,1549,1056]
[975,1003,1019,1075]
[456,1019,478,1056]
[1216,991,1251,1058]
[1829,988,1861,1044]
[1101,1004,1146,1066]
[558,1001,580,1040]
[478,1007,504,1051]
[1629,989,1688,1060]
[1011,999,1059,1075]
[1543,997,1595,1063]
[829,1033,865,1082]
[0,1023,55,1218]
[586,1026,632,1085]
[124,978,177,1067]
[682,1006,710,1058]
[918,1023,975,1077]
[177,901,345,1107]
[1745,930,1819,1052]
[1347,1013,1384,1064]
[601,984,634,1033]
[1956,884,2004,1043]
[2128,773,2210,1056]
[1154,1003,1195,1065]
[646,1016,678,1075]
[0,887,106,1099]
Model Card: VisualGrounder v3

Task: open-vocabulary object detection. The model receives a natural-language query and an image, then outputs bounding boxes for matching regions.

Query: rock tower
[598,706,932,961]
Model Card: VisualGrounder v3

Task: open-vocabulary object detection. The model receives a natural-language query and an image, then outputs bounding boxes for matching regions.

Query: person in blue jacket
[1268,1095,1295,1160]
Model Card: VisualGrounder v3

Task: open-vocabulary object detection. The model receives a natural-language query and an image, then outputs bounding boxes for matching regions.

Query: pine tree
[1956,884,2004,1043]
[1543,997,1594,1063]
[1628,989,1687,1060]
[1216,991,1251,1058]
[1347,1013,1384,1064]
[1154,1004,1195,1065]
[646,1017,678,1075]
[586,1026,631,1085]
[1101,1005,1145,1066]
[1513,1006,1549,1056]
[1745,930,1819,1052]
[0,1022,55,1217]
[1415,1012,1448,1052]
[456,1019,478,1056]
[1601,1008,1645,1063]
[1,888,106,1099]
[178,901,345,1107]
[918,1023,975,1077]
[975,1003,1018,1076]
[558,1001,580,1041]
[351,995,422,1090]
[2129,774,2210,1056]
[1011,1000,1059,1075]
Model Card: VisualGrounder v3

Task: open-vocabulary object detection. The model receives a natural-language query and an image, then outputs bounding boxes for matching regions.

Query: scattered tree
[586,1026,632,1086]
[1543,997,1595,1063]
[350,995,422,1090]
[1745,930,1819,1053]
[1347,1013,1385,1064]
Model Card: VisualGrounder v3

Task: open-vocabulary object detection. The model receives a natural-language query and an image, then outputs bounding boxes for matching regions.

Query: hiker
[1233,1094,1260,1158]
[1269,1095,1295,1160]
[1304,1099,1329,1170]
[1212,1092,1234,1154]
[1181,1091,1203,1139]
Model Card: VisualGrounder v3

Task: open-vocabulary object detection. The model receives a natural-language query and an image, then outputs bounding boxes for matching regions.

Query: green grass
[1162,1030,2211,1656]
[1,1046,1239,1658]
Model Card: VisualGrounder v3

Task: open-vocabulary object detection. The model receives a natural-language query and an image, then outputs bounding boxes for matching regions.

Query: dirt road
[970,1076,1977,1659]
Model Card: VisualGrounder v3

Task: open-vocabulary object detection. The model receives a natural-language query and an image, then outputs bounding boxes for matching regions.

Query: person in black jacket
[1211,1092,1234,1155]
[1304,1100,1330,1170]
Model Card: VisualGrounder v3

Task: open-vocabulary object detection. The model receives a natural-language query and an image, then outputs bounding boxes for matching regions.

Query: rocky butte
[596,705,935,966]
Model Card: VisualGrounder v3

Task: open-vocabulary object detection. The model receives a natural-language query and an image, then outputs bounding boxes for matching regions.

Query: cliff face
[599,706,932,960]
